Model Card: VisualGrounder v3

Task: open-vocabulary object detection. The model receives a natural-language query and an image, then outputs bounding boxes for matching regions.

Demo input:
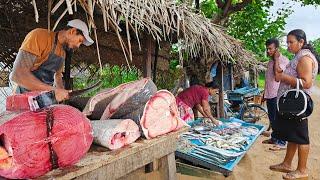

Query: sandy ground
[179,85,320,180]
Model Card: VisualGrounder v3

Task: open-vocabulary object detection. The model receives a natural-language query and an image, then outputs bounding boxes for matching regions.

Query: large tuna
[0,105,93,179]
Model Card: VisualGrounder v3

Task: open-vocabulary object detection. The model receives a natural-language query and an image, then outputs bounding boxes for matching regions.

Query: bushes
[73,64,142,96]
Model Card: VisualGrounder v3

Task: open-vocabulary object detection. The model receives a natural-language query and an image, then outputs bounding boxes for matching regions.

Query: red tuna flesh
[0,105,93,179]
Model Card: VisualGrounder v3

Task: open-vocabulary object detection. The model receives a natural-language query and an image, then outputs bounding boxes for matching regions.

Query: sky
[271,0,320,41]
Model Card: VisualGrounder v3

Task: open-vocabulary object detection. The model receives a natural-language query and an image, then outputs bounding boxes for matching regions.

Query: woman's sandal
[283,171,308,180]
[269,145,286,151]
[270,163,294,173]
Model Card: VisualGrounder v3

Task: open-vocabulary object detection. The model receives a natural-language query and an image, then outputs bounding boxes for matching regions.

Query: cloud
[272,0,320,41]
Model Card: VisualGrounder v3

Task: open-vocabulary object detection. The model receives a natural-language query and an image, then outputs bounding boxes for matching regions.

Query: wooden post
[218,62,225,118]
[152,41,159,83]
[195,0,200,12]
[254,66,258,88]
[229,64,234,90]
[64,49,73,90]
[158,153,177,180]
[144,35,152,78]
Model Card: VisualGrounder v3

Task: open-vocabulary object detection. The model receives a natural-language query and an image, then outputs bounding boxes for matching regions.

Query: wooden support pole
[254,67,258,88]
[64,49,73,90]
[158,153,177,180]
[152,41,159,83]
[218,62,225,118]
[144,35,152,78]
[229,64,234,90]
[195,0,200,12]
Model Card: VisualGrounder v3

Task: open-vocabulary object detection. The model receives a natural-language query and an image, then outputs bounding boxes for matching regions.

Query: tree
[198,0,320,25]
[310,38,320,55]
[182,0,320,59]
[226,0,292,58]
[199,0,292,59]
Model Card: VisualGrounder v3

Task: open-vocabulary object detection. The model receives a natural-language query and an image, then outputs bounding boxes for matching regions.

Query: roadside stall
[36,128,186,180]
[176,117,265,177]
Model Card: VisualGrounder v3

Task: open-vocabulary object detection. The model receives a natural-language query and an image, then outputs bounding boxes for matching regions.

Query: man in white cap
[10,19,93,102]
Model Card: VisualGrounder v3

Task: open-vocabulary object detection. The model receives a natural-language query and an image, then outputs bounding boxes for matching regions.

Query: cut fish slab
[140,90,187,139]
[91,119,140,150]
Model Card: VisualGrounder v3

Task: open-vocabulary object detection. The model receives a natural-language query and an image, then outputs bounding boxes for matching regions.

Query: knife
[69,80,102,98]
[29,80,102,111]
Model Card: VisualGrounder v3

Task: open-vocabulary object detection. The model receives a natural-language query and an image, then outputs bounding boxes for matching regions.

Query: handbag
[277,79,313,120]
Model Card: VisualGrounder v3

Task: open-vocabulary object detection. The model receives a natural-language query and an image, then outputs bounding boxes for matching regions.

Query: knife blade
[69,80,102,98]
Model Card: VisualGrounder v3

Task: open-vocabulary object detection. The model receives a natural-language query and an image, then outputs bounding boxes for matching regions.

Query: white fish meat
[91,119,140,150]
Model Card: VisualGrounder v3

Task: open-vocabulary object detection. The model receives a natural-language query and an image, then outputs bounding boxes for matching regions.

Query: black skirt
[273,113,309,144]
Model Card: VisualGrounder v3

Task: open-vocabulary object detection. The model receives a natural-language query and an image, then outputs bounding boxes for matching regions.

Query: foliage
[310,38,320,55]
[257,72,265,89]
[156,68,184,90]
[73,64,142,96]
[279,47,294,60]
[226,0,292,58]
[200,0,220,19]
[157,43,185,90]
[298,0,320,5]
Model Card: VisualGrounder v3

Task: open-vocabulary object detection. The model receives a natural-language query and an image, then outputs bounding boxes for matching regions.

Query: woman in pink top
[176,81,221,125]
[269,29,319,179]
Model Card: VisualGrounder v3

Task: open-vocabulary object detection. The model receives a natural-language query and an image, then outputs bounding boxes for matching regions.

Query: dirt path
[180,85,320,180]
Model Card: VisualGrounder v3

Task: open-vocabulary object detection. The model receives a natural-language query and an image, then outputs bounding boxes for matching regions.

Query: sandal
[269,145,286,151]
[283,171,308,180]
[262,139,274,144]
[270,163,294,173]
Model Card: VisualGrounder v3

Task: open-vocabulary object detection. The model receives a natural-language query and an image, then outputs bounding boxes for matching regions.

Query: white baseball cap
[67,19,94,46]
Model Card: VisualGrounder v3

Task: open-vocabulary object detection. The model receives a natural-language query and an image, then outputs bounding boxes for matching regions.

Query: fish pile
[177,120,261,166]
[191,146,244,165]
[204,132,248,151]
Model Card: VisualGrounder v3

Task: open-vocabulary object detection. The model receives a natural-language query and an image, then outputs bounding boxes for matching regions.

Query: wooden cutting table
[36,128,187,180]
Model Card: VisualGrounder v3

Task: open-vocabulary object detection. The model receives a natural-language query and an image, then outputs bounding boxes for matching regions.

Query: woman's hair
[288,29,319,73]
[205,81,220,89]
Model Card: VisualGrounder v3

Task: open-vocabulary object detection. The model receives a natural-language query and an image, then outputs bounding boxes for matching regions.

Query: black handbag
[277,79,313,120]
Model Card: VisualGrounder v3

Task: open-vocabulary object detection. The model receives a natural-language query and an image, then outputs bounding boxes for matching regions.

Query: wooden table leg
[158,152,177,180]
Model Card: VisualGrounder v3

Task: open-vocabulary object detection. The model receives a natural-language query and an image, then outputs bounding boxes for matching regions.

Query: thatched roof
[29,0,258,69]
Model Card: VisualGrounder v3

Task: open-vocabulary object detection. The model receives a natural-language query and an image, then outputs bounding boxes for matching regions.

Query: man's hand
[54,88,71,102]
[273,50,280,60]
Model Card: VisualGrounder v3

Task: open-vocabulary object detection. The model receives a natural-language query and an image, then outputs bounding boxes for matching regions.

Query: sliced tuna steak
[91,119,140,150]
[0,105,93,179]
[101,78,157,120]
[140,90,187,139]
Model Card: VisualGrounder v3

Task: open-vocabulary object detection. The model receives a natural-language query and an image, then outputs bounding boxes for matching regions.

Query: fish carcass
[100,78,157,122]
[91,119,140,150]
[83,78,157,121]
[0,105,93,179]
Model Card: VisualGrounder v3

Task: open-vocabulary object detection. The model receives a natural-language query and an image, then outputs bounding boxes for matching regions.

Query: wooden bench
[36,128,187,180]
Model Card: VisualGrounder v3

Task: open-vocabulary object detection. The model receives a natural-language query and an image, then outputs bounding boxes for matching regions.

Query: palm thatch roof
[29,0,258,69]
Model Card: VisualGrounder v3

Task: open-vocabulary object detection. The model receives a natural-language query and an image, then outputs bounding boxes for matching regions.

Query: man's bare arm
[9,50,53,91]
[54,65,65,89]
